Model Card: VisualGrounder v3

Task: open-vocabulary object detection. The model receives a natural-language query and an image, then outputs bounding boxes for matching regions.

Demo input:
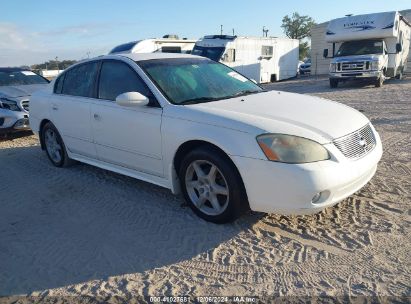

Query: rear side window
[98,61,155,104]
[62,62,99,98]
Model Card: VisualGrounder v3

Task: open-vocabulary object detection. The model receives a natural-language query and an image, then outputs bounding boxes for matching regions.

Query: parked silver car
[0,68,49,134]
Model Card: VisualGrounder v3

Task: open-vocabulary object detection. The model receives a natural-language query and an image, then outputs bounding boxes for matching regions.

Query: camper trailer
[109,35,197,54]
[324,11,411,88]
[192,35,299,83]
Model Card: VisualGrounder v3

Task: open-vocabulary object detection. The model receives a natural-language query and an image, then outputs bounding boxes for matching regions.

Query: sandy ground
[0,76,410,300]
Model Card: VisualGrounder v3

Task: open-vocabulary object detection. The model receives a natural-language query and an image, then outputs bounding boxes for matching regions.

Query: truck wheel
[396,71,403,80]
[375,76,384,87]
[329,79,338,88]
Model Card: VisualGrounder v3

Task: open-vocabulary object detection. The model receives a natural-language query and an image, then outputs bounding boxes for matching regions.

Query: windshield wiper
[179,96,222,105]
[229,90,264,98]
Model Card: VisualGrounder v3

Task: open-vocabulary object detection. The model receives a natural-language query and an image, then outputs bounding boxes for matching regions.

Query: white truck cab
[324,11,411,88]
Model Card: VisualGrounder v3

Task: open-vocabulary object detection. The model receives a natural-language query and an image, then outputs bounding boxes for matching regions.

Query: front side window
[335,40,384,57]
[138,58,263,105]
[98,61,155,104]
[61,62,99,97]
[0,70,49,86]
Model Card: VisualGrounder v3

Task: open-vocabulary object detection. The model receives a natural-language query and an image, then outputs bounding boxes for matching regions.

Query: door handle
[93,113,100,120]
[51,104,58,111]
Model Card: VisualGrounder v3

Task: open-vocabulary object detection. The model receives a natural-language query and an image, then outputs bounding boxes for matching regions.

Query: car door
[90,59,164,177]
[51,61,99,158]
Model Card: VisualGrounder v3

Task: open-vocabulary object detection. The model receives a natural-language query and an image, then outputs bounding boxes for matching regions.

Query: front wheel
[179,147,249,223]
[330,78,338,88]
[42,122,74,167]
[375,76,384,87]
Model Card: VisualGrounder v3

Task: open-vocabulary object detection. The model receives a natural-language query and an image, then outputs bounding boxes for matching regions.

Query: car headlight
[0,98,20,111]
[257,134,330,163]
[370,61,380,71]
[329,63,337,73]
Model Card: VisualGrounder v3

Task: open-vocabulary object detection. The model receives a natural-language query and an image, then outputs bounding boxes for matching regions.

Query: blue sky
[1,0,410,66]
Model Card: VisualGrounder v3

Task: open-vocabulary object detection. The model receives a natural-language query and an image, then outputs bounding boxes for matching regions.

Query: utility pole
[55,56,59,70]
[86,51,90,59]
[220,25,223,35]
[232,28,235,36]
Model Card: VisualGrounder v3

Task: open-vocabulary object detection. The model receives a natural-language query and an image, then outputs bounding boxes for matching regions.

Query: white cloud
[0,22,115,66]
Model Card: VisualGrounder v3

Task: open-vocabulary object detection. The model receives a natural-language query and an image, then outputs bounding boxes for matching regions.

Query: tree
[281,12,316,60]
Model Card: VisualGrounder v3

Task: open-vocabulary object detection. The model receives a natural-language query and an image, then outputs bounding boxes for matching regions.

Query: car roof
[0,67,26,72]
[108,52,203,62]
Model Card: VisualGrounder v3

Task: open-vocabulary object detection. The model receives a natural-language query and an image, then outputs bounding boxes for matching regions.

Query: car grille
[341,61,365,71]
[21,100,29,112]
[333,124,376,159]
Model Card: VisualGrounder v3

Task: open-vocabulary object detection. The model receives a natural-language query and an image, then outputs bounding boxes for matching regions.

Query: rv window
[191,46,225,61]
[261,46,273,57]
[161,46,182,53]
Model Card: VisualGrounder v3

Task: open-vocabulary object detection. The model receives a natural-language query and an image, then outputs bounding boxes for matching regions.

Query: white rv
[109,36,197,54]
[324,11,411,88]
[192,35,299,83]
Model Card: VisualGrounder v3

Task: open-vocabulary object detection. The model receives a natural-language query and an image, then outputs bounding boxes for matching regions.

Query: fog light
[311,192,322,204]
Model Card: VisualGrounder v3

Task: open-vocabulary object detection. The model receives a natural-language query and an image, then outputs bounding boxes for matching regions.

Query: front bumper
[0,109,30,133]
[329,70,381,80]
[232,131,383,215]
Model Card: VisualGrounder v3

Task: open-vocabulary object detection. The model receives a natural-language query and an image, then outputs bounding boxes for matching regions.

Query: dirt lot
[0,77,410,299]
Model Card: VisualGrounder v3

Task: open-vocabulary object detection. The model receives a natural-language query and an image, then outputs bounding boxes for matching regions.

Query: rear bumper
[232,132,383,215]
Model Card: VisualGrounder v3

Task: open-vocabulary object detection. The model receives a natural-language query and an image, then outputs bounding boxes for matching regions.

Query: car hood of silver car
[0,84,48,99]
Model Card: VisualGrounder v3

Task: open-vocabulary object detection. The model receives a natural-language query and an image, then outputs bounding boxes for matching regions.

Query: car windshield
[191,46,225,61]
[0,70,49,86]
[335,40,384,57]
[138,58,263,105]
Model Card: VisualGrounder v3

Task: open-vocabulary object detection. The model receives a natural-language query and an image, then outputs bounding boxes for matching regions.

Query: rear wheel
[42,122,74,167]
[179,147,249,223]
[330,78,338,88]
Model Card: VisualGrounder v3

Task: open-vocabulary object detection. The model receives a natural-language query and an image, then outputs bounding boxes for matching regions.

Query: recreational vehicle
[324,11,411,88]
[192,35,299,83]
[109,35,196,54]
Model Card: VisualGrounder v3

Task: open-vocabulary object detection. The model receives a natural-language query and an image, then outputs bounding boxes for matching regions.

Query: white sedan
[30,53,382,223]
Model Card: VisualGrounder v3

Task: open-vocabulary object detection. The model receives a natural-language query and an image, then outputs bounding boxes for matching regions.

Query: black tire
[42,122,74,167]
[330,78,338,88]
[375,76,384,87]
[179,146,249,224]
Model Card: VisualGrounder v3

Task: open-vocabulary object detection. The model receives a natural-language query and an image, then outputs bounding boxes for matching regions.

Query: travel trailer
[192,35,299,83]
[109,35,197,54]
[324,11,411,88]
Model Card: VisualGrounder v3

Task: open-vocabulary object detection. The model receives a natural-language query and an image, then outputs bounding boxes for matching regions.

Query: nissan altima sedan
[29,53,382,223]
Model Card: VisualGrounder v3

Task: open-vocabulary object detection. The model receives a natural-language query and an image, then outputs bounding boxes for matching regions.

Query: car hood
[0,84,48,99]
[332,54,381,63]
[168,91,369,144]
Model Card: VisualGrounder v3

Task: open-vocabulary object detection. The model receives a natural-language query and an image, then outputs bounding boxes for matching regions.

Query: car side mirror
[115,92,149,107]
[396,43,402,53]
[323,49,329,58]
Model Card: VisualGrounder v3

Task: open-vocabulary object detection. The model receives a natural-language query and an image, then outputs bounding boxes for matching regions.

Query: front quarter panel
[161,109,266,193]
